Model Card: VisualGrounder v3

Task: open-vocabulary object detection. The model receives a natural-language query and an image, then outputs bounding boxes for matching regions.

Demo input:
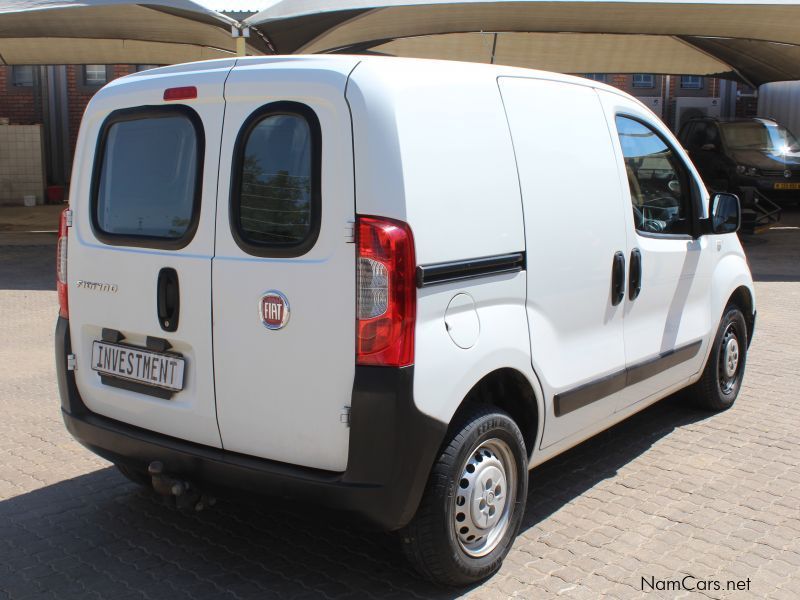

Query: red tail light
[356,216,416,367]
[56,208,69,319]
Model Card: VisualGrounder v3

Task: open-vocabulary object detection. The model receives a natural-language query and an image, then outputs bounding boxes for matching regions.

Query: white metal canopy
[0,0,271,65]
[245,0,800,85]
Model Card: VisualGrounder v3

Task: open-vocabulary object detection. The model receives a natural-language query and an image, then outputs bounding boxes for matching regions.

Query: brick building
[1,64,150,193]
[0,64,759,196]
[0,1,269,203]
[582,73,757,131]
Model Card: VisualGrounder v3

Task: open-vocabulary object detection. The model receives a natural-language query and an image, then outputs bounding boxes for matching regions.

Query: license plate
[91,341,185,392]
[774,182,800,190]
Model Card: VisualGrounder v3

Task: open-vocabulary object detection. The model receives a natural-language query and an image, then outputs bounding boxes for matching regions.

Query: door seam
[211,59,238,450]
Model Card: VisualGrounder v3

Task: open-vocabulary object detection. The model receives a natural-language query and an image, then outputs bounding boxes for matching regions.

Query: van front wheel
[400,405,528,585]
[689,305,748,411]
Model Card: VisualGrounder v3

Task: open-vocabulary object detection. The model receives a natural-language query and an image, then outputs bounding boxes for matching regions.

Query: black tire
[399,404,528,586]
[116,463,151,487]
[688,304,748,411]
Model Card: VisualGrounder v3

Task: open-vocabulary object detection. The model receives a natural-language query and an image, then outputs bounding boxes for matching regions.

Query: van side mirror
[709,193,741,234]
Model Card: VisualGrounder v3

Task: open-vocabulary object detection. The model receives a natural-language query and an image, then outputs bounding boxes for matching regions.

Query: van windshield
[95,110,201,241]
[720,121,800,154]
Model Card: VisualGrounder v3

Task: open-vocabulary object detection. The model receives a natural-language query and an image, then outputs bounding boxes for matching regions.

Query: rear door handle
[629,248,642,301]
[157,268,180,332]
[611,251,626,306]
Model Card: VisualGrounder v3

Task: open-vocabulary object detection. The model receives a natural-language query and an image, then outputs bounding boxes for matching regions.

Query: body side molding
[554,340,702,417]
[416,252,525,288]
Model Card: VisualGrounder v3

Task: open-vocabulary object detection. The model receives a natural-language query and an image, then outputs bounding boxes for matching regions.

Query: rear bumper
[56,317,446,531]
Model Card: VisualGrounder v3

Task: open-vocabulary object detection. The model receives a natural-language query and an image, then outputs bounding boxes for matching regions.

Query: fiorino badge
[259,291,290,330]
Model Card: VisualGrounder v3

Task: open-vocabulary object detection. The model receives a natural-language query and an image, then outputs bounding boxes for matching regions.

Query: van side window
[615,116,693,236]
[94,107,203,245]
[232,105,320,255]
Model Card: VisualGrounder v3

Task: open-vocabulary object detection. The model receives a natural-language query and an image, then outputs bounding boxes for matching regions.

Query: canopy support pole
[232,25,250,57]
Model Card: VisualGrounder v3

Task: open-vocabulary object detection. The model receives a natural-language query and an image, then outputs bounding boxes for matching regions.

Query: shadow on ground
[0,396,710,599]
[0,242,56,291]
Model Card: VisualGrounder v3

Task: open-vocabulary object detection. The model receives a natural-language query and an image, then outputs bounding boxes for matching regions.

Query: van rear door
[212,58,359,472]
[68,62,233,448]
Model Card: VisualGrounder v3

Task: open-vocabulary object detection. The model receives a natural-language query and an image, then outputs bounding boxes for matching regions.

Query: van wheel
[400,405,528,586]
[689,305,748,411]
[116,463,151,487]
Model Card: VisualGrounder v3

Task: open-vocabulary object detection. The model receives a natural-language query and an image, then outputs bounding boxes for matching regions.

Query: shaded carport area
[1,1,800,597]
[0,0,269,245]
[0,0,270,65]
[245,0,800,87]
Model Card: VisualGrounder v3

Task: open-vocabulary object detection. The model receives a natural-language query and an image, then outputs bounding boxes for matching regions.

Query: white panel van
[56,56,755,585]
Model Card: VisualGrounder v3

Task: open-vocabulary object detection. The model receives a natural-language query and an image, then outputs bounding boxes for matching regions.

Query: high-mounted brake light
[163,86,197,101]
[56,208,69,319]
[356,216,416,367]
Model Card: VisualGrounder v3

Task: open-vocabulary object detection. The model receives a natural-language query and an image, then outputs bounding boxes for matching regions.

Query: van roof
[127,54,605,89]
[119,54,647,111]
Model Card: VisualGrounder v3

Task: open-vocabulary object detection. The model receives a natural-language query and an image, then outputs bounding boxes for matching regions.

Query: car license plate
[91,341,185,392]
[774,182,800,190]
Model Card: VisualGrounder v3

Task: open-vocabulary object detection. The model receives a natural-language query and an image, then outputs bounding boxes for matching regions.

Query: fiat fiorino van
[56,56,755,585]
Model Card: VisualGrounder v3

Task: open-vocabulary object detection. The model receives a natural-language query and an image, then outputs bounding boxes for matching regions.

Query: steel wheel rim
[718,323,741,394]
[453,438,517,558]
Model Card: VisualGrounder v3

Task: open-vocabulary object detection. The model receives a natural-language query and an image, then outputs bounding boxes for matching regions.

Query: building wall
[0,66,43,125]
[583,74,758,130]
[0,65,136,154]
[607,74,662,96]
[0,66,767,189]
[0,124,45,205]
[65,65,136,153]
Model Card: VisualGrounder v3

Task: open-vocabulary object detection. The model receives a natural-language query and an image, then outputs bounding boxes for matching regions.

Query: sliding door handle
[629,248,642,301]
[611,251,626,306]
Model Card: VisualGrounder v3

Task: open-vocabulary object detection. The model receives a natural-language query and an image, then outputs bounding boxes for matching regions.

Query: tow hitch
[148,461,216,512]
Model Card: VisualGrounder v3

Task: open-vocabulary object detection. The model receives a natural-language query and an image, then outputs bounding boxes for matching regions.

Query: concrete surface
[1,211,799,599]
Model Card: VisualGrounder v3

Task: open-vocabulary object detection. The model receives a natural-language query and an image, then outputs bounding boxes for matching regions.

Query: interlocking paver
[1,210,800,599]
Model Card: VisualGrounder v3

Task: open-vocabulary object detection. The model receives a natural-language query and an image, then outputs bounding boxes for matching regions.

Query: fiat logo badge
[259,291,290,330]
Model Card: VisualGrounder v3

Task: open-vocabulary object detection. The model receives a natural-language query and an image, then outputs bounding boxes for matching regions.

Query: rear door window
[93,106,204,247]
[230,103,321,257]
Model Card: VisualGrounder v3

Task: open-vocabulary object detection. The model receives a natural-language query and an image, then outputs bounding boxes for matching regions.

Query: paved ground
[0,205,62,233]
[1,211,799,599]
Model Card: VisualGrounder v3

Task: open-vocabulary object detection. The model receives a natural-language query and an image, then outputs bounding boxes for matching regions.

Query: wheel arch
[711,253,755,347]
[448,367,542,460]
[727,285,756,347]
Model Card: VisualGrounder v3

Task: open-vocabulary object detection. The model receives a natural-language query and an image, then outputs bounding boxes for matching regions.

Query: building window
[83,65,108,86]
[680,76,703,90]
[632,74,655,88]
[583,73,607,83]
[11,66,35,87]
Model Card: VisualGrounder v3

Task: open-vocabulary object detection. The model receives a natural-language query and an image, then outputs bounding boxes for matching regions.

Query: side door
[599,93,715,412]
[212,59,358,472]
[499,77,629,448]
[69,63,233,447]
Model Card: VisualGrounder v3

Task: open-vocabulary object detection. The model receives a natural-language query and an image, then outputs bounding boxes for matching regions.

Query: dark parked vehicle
[679,117,800,205]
